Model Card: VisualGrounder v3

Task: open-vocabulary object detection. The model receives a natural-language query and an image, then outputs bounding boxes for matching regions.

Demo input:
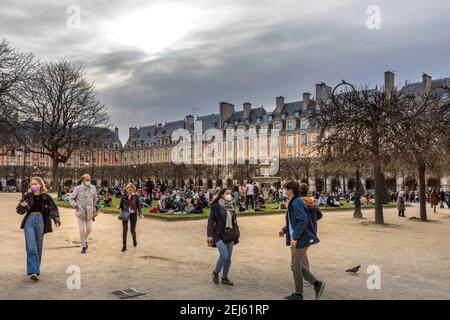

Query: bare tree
[310,81,403,224]
[394,78,450,221]
[18,59,109,189]
[0,39,36,155]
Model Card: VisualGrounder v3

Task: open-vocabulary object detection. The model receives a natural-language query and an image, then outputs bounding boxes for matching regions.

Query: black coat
[119,194,142,215]
[207,202,239,246]
[16,193,60,234]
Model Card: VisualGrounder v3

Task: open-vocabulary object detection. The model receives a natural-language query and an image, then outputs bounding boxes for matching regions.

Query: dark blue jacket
[282,196,319,249]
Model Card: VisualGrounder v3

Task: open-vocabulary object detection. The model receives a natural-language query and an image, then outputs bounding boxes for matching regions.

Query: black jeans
[122,212,137,245]
[246,195,254,210]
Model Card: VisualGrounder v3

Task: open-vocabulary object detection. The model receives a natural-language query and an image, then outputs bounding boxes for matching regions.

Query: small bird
[345,265,361,275]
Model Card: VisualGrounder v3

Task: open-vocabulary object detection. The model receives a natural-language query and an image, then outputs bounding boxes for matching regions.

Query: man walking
[70,174,98,254]
[146,178,155,202]
[245,181,254,211]
[279,180,325,300]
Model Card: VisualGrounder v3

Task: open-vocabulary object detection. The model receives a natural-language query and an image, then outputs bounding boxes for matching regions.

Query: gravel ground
[1,192,449,300]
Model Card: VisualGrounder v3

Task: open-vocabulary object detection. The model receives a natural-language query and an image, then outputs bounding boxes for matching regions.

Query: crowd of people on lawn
[57,178,450,217]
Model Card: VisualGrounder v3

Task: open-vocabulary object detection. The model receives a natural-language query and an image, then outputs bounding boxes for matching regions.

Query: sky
[1,0,450,144]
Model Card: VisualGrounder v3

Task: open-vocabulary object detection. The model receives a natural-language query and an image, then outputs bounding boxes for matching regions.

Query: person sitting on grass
[103,193,113,207]
[318,194,328,206]
[189,195,204,214]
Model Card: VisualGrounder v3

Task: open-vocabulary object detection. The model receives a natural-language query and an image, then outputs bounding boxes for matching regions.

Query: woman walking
[397,191,406,217]
[16,177,61,281]
[207,188,240,286]
[119,183,143,252]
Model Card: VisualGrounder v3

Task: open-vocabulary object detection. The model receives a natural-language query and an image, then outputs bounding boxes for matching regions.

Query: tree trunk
[418,163,428,222]
[353,169,363,219]
[373,164,384,224]
[52,158,59,193]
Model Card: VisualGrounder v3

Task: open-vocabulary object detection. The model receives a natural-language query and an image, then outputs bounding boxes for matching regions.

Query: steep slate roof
[155,120,185,138]
[195,114,220,131]
[88,127,122,147]
[402,77,450,93]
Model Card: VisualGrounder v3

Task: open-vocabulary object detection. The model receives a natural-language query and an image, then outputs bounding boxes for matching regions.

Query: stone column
[326,177,332,193]
[396,176,404,192]
[339,176,344,192]
[308,175,316,193]
[441,177,449,191]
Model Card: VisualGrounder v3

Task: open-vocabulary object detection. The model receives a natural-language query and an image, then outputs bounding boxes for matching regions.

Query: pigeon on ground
[345,265,361,275]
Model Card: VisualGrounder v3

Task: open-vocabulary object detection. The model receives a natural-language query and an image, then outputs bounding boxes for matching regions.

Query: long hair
[28,176,48,194]
[211,188,229,206]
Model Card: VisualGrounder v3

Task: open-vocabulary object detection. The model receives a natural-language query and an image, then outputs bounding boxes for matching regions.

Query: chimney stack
[275,96,285,114]
[185,115,194,130]
[384,71,395,99]
[243,102,252,119]
[219,102,235,127]
[115,127,119,137]
[315,82,332,107]
[422,73,432,96]
[129,127,138,138]
[302,92,311,112]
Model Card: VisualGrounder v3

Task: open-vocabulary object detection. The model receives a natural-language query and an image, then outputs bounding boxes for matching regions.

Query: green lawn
[55,197,397,221]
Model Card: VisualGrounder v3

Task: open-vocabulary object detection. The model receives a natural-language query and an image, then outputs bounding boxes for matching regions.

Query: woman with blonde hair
[16,177,61,281]
[118,182,143,252]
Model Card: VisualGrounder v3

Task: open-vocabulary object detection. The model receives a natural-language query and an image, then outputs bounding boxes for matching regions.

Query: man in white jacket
[70,174,98,254]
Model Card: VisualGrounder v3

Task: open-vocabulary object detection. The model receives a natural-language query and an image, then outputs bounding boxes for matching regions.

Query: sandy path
[0,192,449,300]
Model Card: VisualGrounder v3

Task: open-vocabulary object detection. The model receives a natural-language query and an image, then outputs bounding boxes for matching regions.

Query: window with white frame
[301,134,308,146]
[287,120,294,131]
[301,119,309,129]
[287,135,294,148]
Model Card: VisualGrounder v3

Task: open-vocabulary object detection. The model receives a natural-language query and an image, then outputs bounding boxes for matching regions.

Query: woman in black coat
[16,177,60,281]
[207,188,239,286]
[119,183,143,252]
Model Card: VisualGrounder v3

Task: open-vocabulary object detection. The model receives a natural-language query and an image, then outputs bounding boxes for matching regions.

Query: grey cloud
[1,0,449,144]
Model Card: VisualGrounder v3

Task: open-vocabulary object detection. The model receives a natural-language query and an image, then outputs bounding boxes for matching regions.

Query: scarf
[218,198,235,229]
[302,196,316,207]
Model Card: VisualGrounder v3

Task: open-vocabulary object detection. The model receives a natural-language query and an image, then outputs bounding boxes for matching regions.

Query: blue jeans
[24,214,44,275]
[214,240,234,278]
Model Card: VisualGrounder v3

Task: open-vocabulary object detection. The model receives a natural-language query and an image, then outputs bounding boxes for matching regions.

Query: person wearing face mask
[16,177,61,281]
[207,188,240,286]
[119,183,143,252]
[70,174,98,254]
[278,180,325,300]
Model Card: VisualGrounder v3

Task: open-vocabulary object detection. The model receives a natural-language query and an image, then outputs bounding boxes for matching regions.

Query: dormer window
[301,119,309,129]
[287,120,295,131]
[234,120,239,125]
[267,115,273,122]
[224,121,229,126]
[256,117,261,124]
[294,111,300,118]
[281,113,286,120]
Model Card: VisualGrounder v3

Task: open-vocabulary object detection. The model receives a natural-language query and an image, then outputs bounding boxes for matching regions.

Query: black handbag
[220,213,240,243]
[118,209,131,221]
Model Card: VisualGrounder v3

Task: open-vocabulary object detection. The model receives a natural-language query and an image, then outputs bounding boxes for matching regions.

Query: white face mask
[83,181,91,187]
[224,194,232,201]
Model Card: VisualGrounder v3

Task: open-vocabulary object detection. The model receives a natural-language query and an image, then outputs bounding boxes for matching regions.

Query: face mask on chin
[84,181,91,187]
